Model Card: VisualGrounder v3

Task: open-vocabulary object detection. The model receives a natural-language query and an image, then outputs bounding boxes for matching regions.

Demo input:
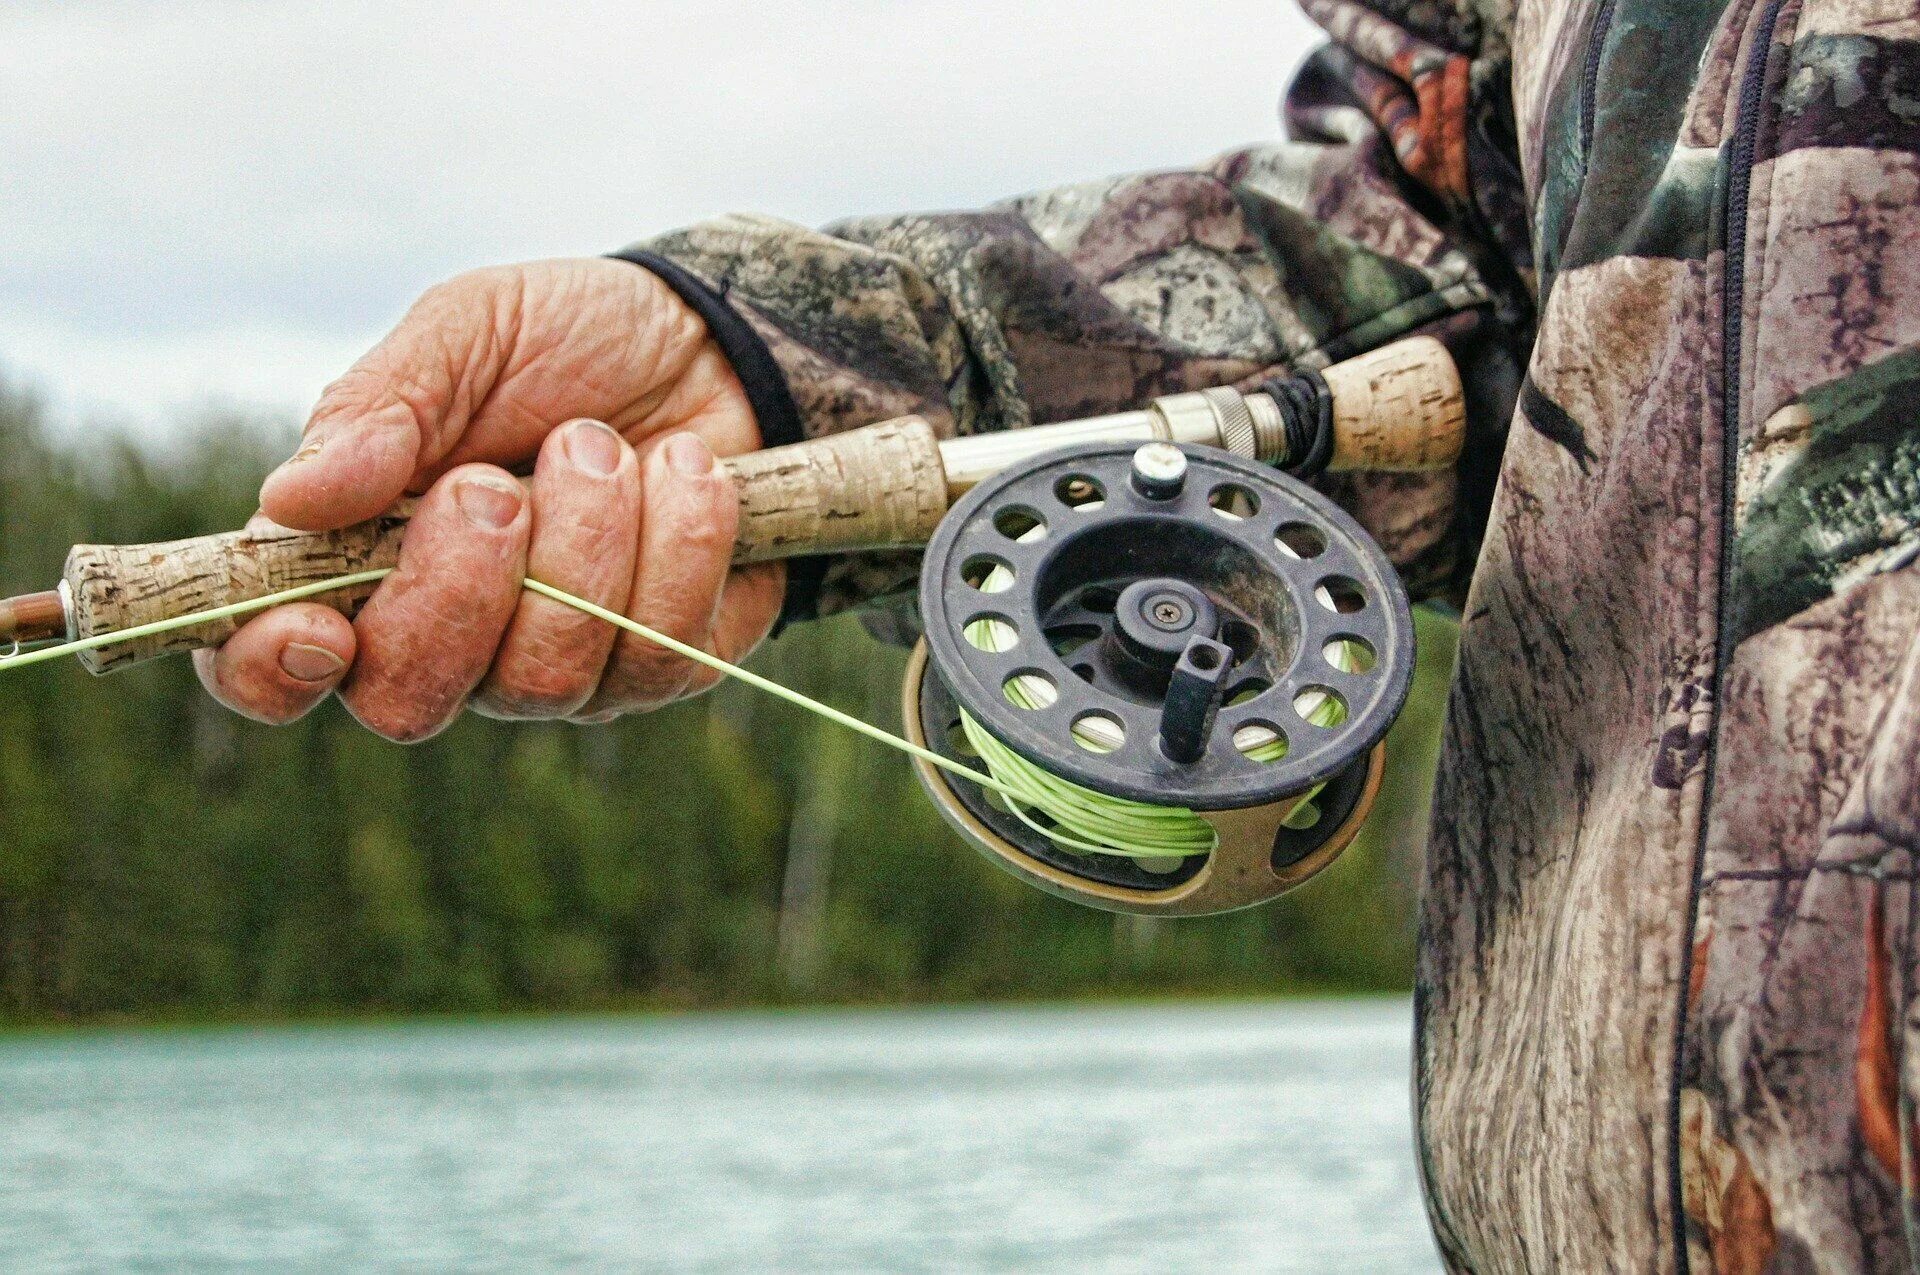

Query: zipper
[1670,2,1791,1271]
[1579,0,1621,162]
[1717,0,1791,655]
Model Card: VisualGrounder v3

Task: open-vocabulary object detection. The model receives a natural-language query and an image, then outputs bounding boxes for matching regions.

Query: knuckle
[676,503,735,556]
[367,710,441,745]
[343,687,450,744]
[572,518,628,564]
[549,507,636,572]
[604,640,695,707]
[421,267,526,357]
[712,623,765,672]
[486,270,529,349]
[310,362,385,423]
[310,358,436,456]
[725,571,784,651]
[382,370,443,443]
[679,665,724,701]
[625,643,695,692]
[484,661,593,719]
[419,269,491,311]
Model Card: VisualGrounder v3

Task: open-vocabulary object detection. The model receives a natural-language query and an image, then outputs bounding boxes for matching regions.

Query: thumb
[261,276,496,530]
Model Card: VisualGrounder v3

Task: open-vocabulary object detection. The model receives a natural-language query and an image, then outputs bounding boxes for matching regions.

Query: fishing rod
[0,336,1464,917]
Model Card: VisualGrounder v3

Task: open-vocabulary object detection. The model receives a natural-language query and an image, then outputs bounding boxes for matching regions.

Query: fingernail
[273,431,330,476]
[456,474,523,529]
[664,432,714,476]
[280,642,346,683]
[565,420,623,477]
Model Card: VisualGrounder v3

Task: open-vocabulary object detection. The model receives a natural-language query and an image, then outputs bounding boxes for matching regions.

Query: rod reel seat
[903,440,1415,916]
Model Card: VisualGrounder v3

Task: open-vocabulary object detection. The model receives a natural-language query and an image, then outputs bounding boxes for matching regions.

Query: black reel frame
[903,441,1416,916]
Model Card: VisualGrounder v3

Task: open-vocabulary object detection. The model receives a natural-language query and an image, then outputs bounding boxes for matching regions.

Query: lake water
[0,1000,1437,1273]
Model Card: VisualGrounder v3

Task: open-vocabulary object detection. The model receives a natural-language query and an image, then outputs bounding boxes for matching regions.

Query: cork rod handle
[64,415,949,672]
[1322,336,1464,473]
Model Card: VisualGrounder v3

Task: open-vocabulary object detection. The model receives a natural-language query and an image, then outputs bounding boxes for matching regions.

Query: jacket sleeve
[628,1,1531,631]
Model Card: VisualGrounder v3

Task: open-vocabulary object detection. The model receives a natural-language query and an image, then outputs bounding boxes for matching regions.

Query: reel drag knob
[1106,578,1218,694]
[902,441,1415,917]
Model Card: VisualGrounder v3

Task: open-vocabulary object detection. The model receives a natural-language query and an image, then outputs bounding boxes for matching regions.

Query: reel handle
[59,337,1464,673]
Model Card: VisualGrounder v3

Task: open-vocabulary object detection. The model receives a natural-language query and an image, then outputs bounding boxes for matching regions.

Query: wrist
[607,250,804,454]
[608,248,823,629]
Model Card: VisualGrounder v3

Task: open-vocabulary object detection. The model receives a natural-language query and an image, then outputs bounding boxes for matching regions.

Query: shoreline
[0,985,1413,1042]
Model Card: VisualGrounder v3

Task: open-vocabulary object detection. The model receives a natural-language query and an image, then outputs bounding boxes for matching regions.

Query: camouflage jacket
[638,1,1920,1269]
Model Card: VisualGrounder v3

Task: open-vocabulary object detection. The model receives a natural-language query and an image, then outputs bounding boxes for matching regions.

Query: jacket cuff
[607,249,827,628]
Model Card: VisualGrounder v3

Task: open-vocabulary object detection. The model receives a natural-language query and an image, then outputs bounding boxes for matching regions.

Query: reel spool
[902,441,1414,916]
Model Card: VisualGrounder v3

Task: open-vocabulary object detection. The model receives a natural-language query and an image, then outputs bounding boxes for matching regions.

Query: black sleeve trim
[608,249,826,628]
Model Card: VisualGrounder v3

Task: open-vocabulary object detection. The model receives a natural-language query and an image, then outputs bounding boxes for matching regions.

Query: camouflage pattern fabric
[643,114,1506,622]
[639,0,1920,1268]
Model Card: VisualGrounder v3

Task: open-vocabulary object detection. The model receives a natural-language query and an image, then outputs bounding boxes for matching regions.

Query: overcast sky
[1,1,1319,443]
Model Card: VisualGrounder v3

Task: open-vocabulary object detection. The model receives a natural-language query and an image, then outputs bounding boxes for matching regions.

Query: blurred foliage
[0,378,1457,1023]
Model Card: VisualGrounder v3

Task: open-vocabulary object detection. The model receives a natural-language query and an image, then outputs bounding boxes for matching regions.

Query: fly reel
[903,441,1414,917]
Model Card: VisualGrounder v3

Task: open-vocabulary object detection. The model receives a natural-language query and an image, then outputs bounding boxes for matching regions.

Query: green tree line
[0,377,1455,1023]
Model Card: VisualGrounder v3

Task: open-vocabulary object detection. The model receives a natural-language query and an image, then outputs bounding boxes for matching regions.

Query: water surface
[0,1000,1436,1272]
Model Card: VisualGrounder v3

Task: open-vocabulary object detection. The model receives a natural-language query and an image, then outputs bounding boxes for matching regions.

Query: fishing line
[959,549,1352,857]
[0,568,1230,862]
[0,570,396,672]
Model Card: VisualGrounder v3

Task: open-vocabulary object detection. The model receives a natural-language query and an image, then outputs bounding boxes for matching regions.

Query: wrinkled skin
[195,258,784,740]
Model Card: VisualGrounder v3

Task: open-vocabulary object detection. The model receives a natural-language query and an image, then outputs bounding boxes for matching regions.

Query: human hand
[194,258,783,738]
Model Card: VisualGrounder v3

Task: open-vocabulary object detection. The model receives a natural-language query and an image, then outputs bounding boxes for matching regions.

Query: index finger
[258,276,495,532]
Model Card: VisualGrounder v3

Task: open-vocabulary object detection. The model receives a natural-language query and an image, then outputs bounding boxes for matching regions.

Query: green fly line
[960,552,1354,861]
[0,566,1327,863]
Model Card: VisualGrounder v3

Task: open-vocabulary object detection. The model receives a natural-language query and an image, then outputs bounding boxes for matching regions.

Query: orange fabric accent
[1392,52,1472,204]
[1856,882,1902,1179]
